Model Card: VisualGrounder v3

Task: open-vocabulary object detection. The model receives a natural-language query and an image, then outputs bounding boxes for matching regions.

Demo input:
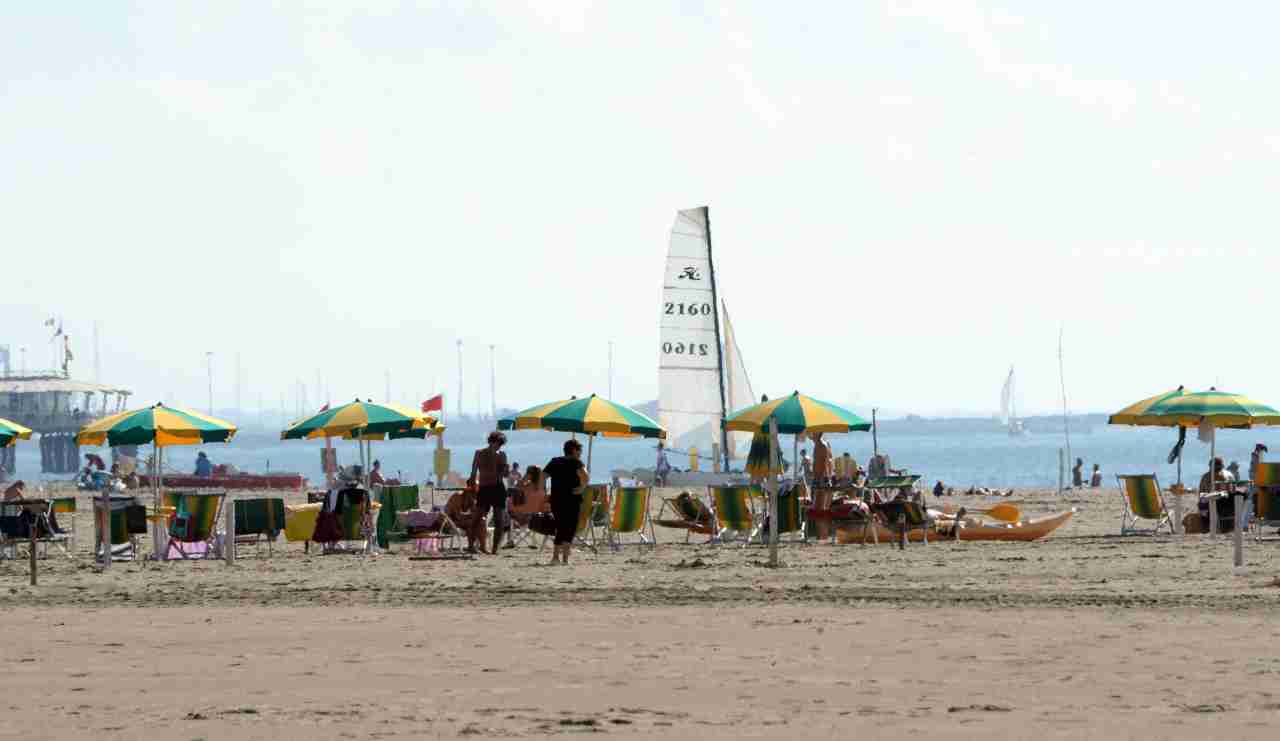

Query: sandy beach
[3,486,1280,739]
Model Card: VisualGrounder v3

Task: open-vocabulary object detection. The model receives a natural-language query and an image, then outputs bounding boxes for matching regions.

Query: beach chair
[93,495,146,562]
[574,485,606,552]
[755,484,803,544]
[1250,463,1280,541]
[607,486,656,550]
[375,485,420,550]
[232,497,286,557]
[878,498,933,548]
[167,492,226,560]
[710,485,754,546]
[48,496,77,556]
[654,491,714,542]
[508,486,547,549]
[1115,474,1174,535]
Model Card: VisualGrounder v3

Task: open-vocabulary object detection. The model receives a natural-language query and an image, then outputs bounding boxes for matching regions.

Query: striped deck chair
[607,486,656,550]
[44,496,76,556]
[654,492,714,542]
[167,492,225,559]
[574,485,606,552]
[756,485,804,544]
[878,498,933,548]
[710,486,754,545]
[1251,463,1280,541]
[1115,474,1173,535]
[232,497,286,557]
[94,495,146,562]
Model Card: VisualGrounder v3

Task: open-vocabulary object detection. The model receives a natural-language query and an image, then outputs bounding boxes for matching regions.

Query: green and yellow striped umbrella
[498,395,666,439]
[281,400,434,440]
[723,391,871,435]
[1108,387,1187,427]
[76,403,238,447]
[1141,388,1280,429]
[0,417,33,449]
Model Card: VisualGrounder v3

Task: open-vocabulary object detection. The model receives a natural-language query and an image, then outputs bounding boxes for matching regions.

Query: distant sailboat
[1001,366,1027,437]
[652,206,753,483]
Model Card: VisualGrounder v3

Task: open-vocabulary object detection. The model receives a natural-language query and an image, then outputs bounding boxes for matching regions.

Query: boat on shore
[838,509,1074,544]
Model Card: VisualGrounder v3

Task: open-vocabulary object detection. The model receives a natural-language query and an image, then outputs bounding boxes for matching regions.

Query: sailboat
[635,207,755,486]
[1001,366,1027,437]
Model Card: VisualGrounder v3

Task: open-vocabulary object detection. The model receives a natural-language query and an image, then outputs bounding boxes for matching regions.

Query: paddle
[942,502,1021,523]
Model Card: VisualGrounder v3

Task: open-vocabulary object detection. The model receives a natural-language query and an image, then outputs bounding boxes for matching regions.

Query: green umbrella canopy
[1141,388,1280,429]
[0,417,33,448]
[76,404,237,447]
[281,399,435,440]
[498,395,666,439]
[723,391,871,435]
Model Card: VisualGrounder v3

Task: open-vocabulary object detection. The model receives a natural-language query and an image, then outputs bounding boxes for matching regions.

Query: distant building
[0,373,131,475]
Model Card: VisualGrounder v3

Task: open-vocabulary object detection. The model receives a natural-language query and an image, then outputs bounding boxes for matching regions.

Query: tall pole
[316,370,322,409]
[608,341,614,400]
[385,369,391,404]
[456,340,464,420]
[1058,327,1072,478]
[489,344,497,419]
[19,346,26,375]
[235,352,242,415]
[871,408,880,457]
[93,321,101,382]
[205,352,214,414]
[703,206,731,475]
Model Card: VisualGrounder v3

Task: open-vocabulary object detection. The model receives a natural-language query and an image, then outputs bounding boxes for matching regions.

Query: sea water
[13,424,1280,490]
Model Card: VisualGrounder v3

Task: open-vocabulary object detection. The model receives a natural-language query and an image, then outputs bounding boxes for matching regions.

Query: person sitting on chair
[1199,457,1233,492]
[3,480,25,501]
[194,452,213,477]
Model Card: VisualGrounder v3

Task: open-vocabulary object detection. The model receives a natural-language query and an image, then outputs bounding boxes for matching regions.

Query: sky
[3,2,1277,419]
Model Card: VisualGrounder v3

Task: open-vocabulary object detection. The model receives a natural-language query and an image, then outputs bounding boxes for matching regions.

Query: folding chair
[654,491,714,542]
[710,485,754,545]
[508,487,547,548]
[232,497,286,557]
[607,486,656,550]
[1250,462,1280,541]
[376,485,420,550]
[167,492,226,559]
[755,484,804,544]
[573,485,606,552]
[47,496,76,556]
[93,495,146,562]
[878,498,933,548]
[1115,474,1174,535]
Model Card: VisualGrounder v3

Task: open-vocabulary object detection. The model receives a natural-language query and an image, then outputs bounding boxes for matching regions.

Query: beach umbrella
[497,394,665,475]
[722,391,871,435]
[76,403,238,564]
[1142,388,1280,492]
[745,430,786,478]
[0,417,33,448]
[1108,386,1190,484]
[281,399,435,489]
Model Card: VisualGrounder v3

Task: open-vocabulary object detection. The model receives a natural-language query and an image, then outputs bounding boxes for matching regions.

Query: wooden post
[99,491,111,570]
[1209,497,1219,538]
[1057,448,1064,497]
[871,408,879,457]
[768,418,779,567]
[1172,489,1184,535]
[28,504,38,586]
[1228,496,1239,570]
[225,497,235,565]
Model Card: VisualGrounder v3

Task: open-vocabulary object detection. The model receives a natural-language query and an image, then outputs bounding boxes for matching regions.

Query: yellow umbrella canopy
[1108,387,1186,427]
[0,417,33,448]
[281,400,435,440]
[76,403,238,447]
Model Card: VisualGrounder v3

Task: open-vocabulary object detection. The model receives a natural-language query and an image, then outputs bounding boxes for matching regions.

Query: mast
[704,206,731,473]
[1058,328,1072,473]
[723,299,733,460]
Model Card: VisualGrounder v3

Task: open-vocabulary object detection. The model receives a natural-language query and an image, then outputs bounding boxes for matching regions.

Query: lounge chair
[1115,474,1174,535]
[878,498,934,548]
[232,497,286,557]
[508,486,547,549]
[606,486,656,550]
[754,484,803,544]
[375,484,420,550]
[710,485,754,545]
[167,492,226,560]
[1251,463,1280,541]
[654,491,714,542]
[93,495,146,562]
[543,485,604,552]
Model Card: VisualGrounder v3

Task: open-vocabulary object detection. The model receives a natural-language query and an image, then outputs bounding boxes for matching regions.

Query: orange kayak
[837,510,1074,544]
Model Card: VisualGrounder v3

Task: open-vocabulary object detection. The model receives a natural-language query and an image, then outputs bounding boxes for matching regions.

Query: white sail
[658,207,726,458]
[1000,367,1015,425]
[721,301,755,459]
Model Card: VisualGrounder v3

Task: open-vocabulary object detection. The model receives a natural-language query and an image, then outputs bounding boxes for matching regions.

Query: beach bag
[529,512,557,536]
[125,504,148,534]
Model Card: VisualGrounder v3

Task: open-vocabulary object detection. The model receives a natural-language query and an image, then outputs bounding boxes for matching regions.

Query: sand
[3,486,1280,739]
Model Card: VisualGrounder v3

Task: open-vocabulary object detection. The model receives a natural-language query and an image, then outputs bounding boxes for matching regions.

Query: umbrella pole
[768,418,779,567]
[587,434,594,481]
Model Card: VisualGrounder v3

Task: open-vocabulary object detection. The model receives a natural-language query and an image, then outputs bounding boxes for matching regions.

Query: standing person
[1251,444,1268,480]
[508,462,522,489]
[1072,458,1084,488]
[800,449,812,484]
[655,442,671,487]
[369,460,386,486]
[1089,464,1102,488]
[933,480,945,498]
[543,439,588,566]
[468,431,510,555]
[812,433,833,487]
[194,451,213,477]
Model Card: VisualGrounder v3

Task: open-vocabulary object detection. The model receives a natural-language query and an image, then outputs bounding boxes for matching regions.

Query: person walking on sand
[1089,464,1102,488]
[655,442,671,487]
[543,439,588,566]
[468,431,510,555]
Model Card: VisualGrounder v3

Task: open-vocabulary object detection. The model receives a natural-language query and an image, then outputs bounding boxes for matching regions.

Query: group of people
[461,431,588,564]
[794,433,899,488]
[1071,459,1104,489]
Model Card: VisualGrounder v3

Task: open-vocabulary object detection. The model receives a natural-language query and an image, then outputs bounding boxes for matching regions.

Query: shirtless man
[812,432,833,487]
[469,431,510,555]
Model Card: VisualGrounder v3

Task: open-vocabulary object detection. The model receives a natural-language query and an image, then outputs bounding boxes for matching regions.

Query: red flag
[421,394,443,412]
[319,403,330,412]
